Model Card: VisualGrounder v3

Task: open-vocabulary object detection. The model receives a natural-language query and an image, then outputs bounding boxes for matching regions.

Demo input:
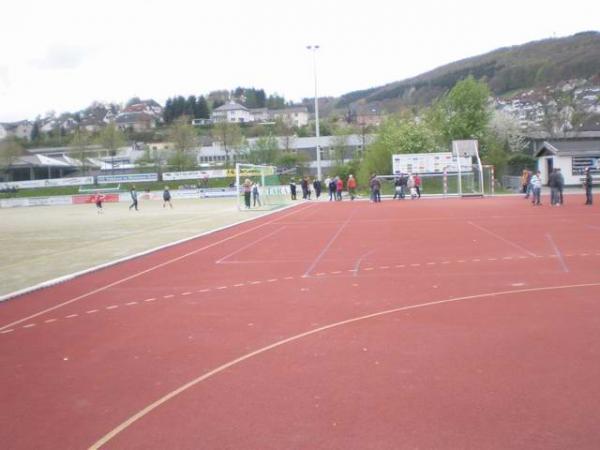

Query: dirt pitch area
[0,197,286,298]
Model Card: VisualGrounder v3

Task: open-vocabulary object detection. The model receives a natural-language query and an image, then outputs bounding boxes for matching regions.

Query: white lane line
[90,281,600,450]
[331,271,342,275]
[86,309,99,314]
[267,279,278,282]
[65,314,78,319]
[0,204,311,331]
[163,294,175,299]
[284,276,294,280]
[364,267,374,271]
[410,263,421,267]
[303,208,357,278]
[198,289,211,293]
[144,298,156,302]
[441,261,450,265]
[316,273,326,277]
[546,233,569,273]
[232,284,244,288]
[426,262,436,266]
[1,329,14,334]
[44,318,57,323]
[456,260,466,263]
[181,292,192,296]
[249,281,262,285]
[396,264,405,268]
[106,305,119,310]
[216,226,287,264]
[467,221,538,257]
[216,286,228,290]
[472,259,481,262]
[125,302,138,306]
[380,266,390,270]
[488,258,497,261]
[23,323,36,328]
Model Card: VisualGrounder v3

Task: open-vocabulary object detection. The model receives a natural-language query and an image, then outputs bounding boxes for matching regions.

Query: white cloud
[0,0,599,121]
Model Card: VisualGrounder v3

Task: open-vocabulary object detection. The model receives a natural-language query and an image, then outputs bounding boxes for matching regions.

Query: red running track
[1,196,600,449]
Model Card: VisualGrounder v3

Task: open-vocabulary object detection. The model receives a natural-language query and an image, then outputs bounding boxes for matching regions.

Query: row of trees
[357,76,530,185]
[162,88,289,124]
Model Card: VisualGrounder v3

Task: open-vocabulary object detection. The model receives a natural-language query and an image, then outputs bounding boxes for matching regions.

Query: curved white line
[89,281,600,449]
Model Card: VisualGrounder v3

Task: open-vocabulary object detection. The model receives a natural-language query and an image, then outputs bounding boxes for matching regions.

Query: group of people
[289,175,358,201]
[92,185,174,213]
[392,173,422,200]
[521,167,594,206]
[241,178,262,208]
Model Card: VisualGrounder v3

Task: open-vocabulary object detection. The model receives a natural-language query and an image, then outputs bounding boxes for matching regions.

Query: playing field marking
[125,302,139,306]
[163,294,175,299]
[215,226,286,264]
[303,208,357,278]
[44,318,57,323]
[353,250,375,277]
[144,298,156,302]
[0,203,311,331]
[89,281,600,449]
[467,221,538,257]
[23,323,36,328]
[546,233,569,273]
[65,314,78,319]
[86,309,99,314]
[106,305,119,310]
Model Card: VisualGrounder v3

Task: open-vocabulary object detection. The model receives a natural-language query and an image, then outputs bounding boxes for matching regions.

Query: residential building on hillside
[211,101,253,123]
[115,112,157,132]
[0,121,33,140]
[270,106,309,128]
[123,99,163,118]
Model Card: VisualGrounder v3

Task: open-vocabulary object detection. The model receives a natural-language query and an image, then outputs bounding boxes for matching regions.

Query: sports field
[1,194,600,449]
[0,197,280,298]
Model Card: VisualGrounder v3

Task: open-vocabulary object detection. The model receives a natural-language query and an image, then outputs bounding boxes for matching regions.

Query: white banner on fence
[162,170,227,181]
[97,173,158,184]
[0,196,73,208]
[0,176,94,190]
[392,152,472,174]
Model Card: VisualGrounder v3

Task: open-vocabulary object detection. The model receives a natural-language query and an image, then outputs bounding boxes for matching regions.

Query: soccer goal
[235,163,289,210]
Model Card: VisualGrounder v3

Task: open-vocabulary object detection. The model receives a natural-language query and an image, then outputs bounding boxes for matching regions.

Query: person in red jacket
[414,174,422,198]
[347,174,357,200]
[93,192,105,214]
[336,177,344,201]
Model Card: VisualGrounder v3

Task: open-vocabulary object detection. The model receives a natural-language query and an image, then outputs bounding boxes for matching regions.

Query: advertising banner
[0,176,94,190]
[96,173,158,184]
[162,170,227,181]
[392,152,472,174]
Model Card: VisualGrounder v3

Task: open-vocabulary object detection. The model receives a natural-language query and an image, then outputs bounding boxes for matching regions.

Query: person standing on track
[129,186,139,211]
[556,168,564,206]
[347,174,357,200]
[531,170,542,205]
[328,177,336,201]
[313,178,322,200]
[162,186,173,208]
[584,167,593,205]
[414,174,422,198]
[336,176,343,201]
[370,174,381,203]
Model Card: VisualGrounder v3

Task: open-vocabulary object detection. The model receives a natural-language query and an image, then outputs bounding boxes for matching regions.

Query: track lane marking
[0,203,312,332]
[89,281,600,449]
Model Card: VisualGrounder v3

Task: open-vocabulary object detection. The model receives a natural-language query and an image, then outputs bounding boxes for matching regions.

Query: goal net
[377,165,494,198]
[235,163,289,210]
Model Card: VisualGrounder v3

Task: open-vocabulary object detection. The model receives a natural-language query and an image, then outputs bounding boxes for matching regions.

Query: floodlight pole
[307,45,322,180]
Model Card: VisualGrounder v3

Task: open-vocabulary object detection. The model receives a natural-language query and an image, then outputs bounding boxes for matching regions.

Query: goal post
[235,163,289,210]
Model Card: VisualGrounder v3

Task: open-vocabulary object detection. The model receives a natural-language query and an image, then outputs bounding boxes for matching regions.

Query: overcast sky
[1,0,598,122]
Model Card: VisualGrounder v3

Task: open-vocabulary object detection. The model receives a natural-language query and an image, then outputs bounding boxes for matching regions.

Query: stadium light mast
[306,45,322,180]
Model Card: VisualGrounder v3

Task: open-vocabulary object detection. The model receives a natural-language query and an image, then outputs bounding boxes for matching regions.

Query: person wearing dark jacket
[289,179,297,200]
[548,169,559,206]
[328,178,336,201]
[556,168,565,205]
[584,167,593,205]
[313,179,322,199]
[300,177,309,199]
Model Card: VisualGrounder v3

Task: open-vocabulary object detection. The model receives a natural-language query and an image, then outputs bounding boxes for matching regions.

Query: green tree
[167,117,198,171]
[97,123,126,172]
[244,135,279,165]
[0,137,25,181]
[277,151,309,172]
[428,76,492,145]
[69,128,91,174]
[212,121,243,167]
[358,115,435,185]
